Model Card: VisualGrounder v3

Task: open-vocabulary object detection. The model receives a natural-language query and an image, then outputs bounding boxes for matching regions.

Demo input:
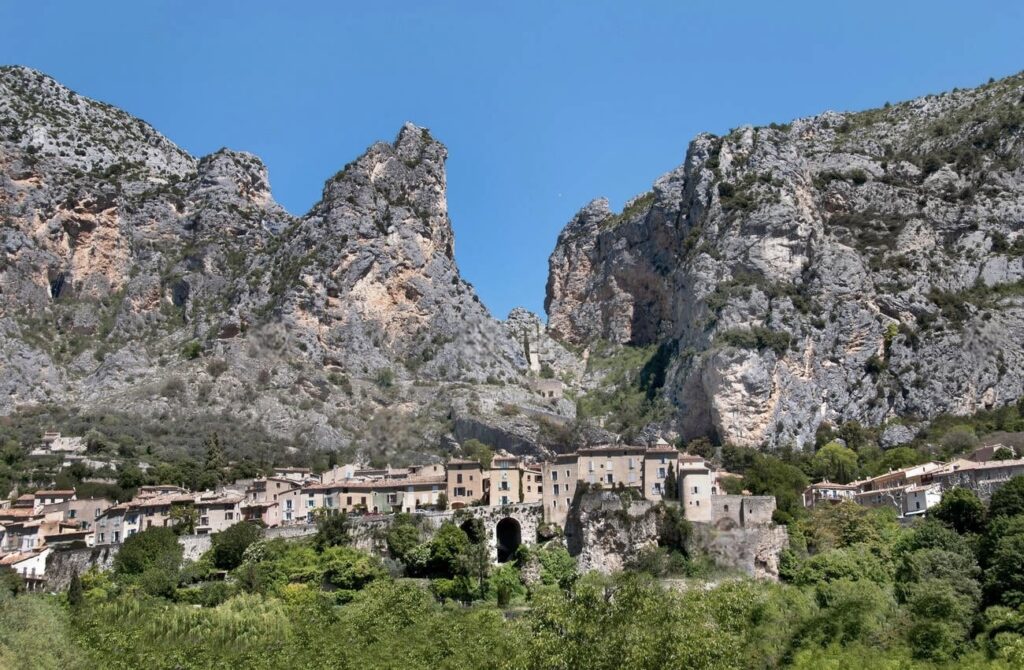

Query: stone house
[542,454,579,527]
[576,445,646,489]
[678,455,713,522]
[41,497,111,532]
[489,455,524,506]
[801,481,858,508]
[446,459,485,509]
[932,458,1024,500]
[35,489,76,507]
[522,464,544,504]
[0,547,50,589]
[248,476,302,503]
[642,443,679,501]
[241,500,280,526]
[195,492,243,534]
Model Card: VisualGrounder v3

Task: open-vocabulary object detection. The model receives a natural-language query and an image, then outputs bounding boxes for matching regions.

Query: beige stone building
[522,464,544,504]
[489,455,523,506]
[678,454,713,522]
[42,496,111,532]
[248,477,302,503]
[446,459,485,508]
[577,445,646,489]
[643,443,679,501]
[195,492,243,534]
[542,454,579,526]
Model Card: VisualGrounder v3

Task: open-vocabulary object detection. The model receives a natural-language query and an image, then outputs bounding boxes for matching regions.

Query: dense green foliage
[4,483,1024,668]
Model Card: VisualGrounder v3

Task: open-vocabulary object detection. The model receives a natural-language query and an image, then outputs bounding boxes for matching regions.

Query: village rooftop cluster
[1,433,777,586]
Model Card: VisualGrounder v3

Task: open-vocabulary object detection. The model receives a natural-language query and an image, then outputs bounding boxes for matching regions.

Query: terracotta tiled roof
[0,507,43,519]
[0,551,40,566]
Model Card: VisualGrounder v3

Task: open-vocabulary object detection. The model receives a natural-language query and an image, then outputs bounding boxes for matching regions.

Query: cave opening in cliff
[495,517,521,562]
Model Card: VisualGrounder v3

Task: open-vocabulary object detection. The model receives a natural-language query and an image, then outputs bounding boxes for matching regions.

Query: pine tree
[663,463,678,501]
[67,569,83,607]
[203,433,227,483]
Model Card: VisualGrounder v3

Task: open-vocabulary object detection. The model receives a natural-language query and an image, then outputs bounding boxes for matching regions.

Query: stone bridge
[44,504,543,591]
[350,502,543,563]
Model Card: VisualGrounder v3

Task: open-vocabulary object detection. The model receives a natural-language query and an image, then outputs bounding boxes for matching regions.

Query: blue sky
[2,2,1022,318]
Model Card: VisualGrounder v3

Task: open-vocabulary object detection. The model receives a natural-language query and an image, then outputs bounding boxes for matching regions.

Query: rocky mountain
[5,65,1024,461]
[0,66,573,462]
[547,72,1024,449]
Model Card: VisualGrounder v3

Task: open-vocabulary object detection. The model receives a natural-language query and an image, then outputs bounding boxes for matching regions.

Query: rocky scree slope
[0,66,572,460]
[547,72,1024,449]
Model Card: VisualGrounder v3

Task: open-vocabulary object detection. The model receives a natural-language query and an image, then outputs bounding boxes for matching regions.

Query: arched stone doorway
[495,517,521,563]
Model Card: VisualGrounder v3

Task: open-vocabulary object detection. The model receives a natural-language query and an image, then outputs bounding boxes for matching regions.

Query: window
[629,458,635,470]
[565,498,570,508]
[455,487,466,497]
[588,461,594,472]
[346,496,352,505]
[307,499,314,509]
[69,509,77,519]
[113,531,120,543]
[552,471,558,481]
[225,512,234,521]
[565,469,570,479]
[692,486,699,494]
[200,516,209,525]
[285,500,293,510]
[658,467,666,478]
[99,533,105,543]
[723,504,729,512]
[606,473,613,484]
[553,484,560,495]
[457,473,463,484]
[326,498,334,508]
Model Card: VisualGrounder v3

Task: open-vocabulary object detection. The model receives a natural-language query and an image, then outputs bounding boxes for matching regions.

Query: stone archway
[495,517,521,563]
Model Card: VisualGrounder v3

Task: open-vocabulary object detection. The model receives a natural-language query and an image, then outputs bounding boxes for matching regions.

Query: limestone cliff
[0,66,567,459]
[546,72,1024,448]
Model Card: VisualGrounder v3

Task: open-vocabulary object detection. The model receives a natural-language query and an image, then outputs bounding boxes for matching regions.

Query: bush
[374,368,395,389]
[385,517,420,564]
[313,510,350,551]
[719,326,791,356]
[181,340,202,360]
[931,487,986,535]
[989,476,1024,519]
[114,527,182,577]
[940,424,979,454]
[210,522,263,570]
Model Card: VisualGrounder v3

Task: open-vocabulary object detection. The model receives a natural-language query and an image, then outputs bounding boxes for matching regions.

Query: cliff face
[0,67,564,459]
[546,73,1024,448]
